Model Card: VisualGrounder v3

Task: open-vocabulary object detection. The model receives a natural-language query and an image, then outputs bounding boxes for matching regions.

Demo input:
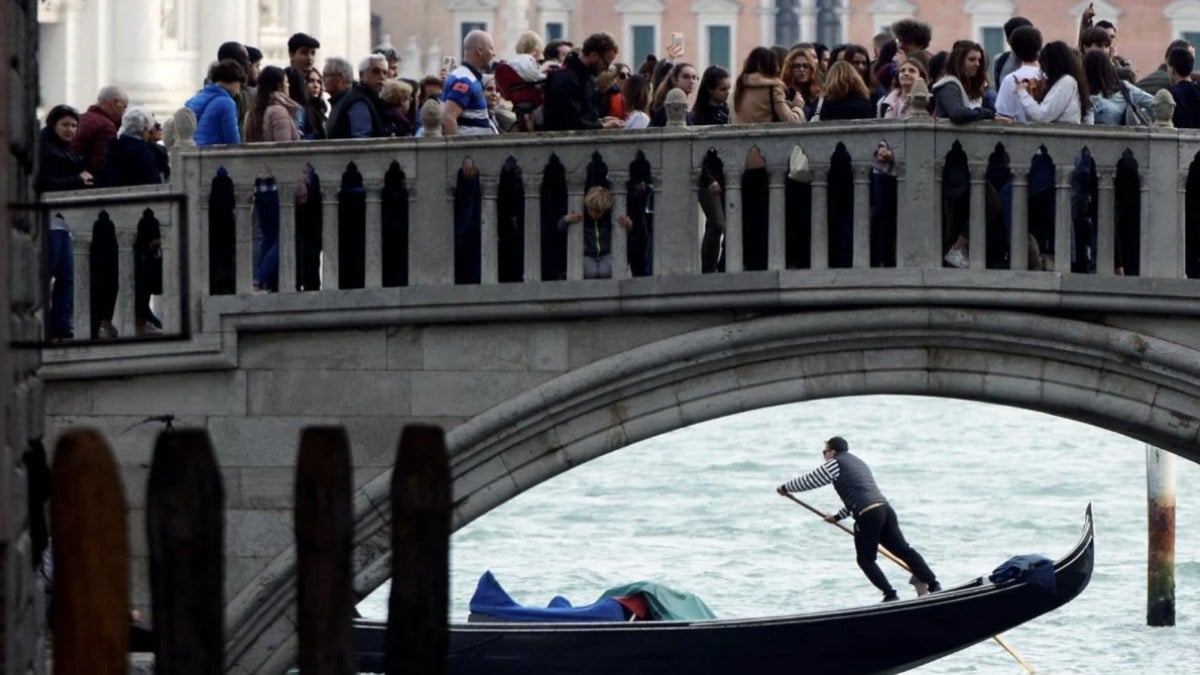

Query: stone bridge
[36,120,1200,673]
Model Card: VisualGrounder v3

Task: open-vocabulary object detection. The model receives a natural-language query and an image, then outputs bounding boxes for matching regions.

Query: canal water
[359,395,1198,673]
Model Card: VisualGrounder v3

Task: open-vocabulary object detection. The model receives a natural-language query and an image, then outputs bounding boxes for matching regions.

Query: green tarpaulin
[598,581,717,620]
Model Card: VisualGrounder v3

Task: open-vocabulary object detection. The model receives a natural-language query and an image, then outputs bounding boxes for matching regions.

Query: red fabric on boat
[613,595,649,620]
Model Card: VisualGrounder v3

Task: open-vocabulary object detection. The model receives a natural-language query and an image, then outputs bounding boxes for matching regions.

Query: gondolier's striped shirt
[780,459,852,520]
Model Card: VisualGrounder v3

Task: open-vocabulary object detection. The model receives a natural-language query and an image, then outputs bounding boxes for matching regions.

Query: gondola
[355,504,1094,675]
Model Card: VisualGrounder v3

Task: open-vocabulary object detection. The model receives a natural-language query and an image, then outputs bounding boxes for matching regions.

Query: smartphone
[669,32,684,52]
[442,56,457,71]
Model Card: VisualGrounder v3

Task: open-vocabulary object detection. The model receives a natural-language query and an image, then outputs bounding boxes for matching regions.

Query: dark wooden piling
[295,427,356,675]
[1146,446,1176,626]
[145,429,224,674]
[50,429,130,675]
[386,425,450,675]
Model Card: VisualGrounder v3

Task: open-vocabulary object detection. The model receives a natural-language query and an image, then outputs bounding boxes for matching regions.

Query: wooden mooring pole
[386,424,451,675]
[1146,445,1176,627]
[50,430,129,675]
[295,427,356,675]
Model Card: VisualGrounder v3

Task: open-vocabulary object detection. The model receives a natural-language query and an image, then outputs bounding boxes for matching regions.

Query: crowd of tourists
[35,8,1200,341]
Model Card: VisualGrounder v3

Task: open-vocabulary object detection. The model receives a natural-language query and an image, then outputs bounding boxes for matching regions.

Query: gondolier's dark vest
[831,452,887,517]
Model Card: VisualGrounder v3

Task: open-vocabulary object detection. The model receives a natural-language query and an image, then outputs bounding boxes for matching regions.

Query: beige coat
[244,92,301,143]
[733,73,804,124]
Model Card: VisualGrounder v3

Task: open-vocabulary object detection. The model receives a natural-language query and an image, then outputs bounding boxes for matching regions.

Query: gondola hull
[356,505,1094,674]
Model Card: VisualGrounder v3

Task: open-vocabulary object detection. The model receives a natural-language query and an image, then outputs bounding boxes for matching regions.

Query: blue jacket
[186,84,241,146]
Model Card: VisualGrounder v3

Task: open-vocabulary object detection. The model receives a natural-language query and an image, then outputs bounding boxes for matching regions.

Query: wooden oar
[779,492,1036,674]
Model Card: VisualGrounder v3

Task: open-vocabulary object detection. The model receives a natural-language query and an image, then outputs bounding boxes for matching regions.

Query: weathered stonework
[3,0,47,672]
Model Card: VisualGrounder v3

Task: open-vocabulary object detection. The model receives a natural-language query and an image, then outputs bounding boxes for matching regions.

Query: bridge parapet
[38,121,1200,367]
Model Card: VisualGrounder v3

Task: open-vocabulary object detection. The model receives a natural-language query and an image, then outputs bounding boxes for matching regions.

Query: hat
[246,45,263,63]
[826,436,849,454]
[46,104,80,129]
[288,32,321,53]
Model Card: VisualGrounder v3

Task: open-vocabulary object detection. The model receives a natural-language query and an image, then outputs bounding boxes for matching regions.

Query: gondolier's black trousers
[853,504,937,594]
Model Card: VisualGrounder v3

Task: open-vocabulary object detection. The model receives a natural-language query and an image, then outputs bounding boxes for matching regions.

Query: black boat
[356,505,1094,674]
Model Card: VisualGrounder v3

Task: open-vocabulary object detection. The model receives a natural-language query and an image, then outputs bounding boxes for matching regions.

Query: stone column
[768,168,786,271]
[851,163,870,269]
[1054,166,1072,272]
[810,169,828,270]
[968,165,986,271]
[1097,168,1116,276]
[522,174,541,282]
[724,178,743,273]
[1010,168,1029,271]
[480,177,500,284]
[610,176,629,280]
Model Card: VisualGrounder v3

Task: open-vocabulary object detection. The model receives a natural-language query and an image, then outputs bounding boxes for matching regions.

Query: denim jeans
[48,227,74,338]
[254,177,280,291]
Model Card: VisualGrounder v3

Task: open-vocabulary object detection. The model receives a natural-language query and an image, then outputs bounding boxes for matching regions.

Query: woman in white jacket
[1017,41,1092,124]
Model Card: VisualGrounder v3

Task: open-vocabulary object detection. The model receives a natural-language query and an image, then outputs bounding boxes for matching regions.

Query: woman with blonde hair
[878,57,931,118]
[812,60,874,121]
[733,46,803,123]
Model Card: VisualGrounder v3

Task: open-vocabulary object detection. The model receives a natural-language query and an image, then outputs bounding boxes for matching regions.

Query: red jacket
[71,105,118,174]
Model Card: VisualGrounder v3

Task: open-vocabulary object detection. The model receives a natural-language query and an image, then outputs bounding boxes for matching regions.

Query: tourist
[733,46,804,123]
[1084,48,1154,126]
[691,66,731,126]
[243,66,300,143]
[931,40,997,123]
[37,105,93,341]
[1168,47,1200,129]
[441,30,498,136]
[622,73,651,129]
[812,61,874,121]
[878,57,930,119]
[994,26,1044,122]
[777,436,941,603]
[185,59,244,145]
[649,62,698,126]
[1017,41,1091,124]
[558,186,631,279]
[783,46,822,120]
[542,32,624,130]
[327,54,389,138]
[71,85,127,175]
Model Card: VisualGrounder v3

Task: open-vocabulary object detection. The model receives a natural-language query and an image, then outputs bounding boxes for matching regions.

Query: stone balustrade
[38,119,1200,350]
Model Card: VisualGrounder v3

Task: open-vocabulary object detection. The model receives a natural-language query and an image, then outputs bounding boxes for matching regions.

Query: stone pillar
[522,175,541,282]
[724,179,743,273]
[611,176,629,280]
[1097,168,1116,276]
[851,163,870,269]
[1054,166,1072,272]
[968,165,986,271]
[1010,168,1029,270]
[116,0,168,108]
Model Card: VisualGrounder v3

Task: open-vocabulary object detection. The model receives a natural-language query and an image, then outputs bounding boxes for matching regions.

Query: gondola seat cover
[599,581,718,620]
[989,554,1056,593]
[468,571,627,622]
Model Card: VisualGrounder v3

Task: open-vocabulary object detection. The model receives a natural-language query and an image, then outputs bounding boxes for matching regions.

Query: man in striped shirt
[777,436,941,602]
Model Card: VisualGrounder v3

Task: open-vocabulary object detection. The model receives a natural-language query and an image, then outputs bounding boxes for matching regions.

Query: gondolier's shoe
[927,582,942,593]
[882,591,900,603]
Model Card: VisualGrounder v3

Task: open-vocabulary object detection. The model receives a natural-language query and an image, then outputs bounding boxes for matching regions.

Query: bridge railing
[38,121,1200,344]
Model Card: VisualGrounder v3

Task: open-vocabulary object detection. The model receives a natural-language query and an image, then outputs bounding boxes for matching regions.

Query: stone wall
[2,0,47,672]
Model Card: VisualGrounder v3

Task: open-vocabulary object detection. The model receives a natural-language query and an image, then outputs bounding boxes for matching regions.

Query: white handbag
[788,144,813,183]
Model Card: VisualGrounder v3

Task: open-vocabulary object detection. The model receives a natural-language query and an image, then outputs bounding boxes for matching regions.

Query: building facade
[37,0,371,120]
[373,0,1200,84]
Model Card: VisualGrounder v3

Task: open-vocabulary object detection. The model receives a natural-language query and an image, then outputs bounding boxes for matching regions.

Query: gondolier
[777,436,941,602]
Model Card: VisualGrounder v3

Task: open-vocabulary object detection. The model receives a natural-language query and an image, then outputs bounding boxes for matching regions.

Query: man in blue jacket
[185,59,244,145]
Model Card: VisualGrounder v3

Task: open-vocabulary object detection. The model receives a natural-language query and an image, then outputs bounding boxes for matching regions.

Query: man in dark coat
[1136,39,1194,96]
[542,33,624,131]
[1168,48,1200,129]
[327,55,389,139]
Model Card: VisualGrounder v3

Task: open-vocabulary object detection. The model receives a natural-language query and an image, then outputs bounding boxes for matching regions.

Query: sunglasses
[618,71,630,79]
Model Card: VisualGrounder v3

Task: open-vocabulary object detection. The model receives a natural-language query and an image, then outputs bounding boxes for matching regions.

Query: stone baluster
[523,175,541,283]
[365,181,384,289]
[411,142,455,286]
[1140,178,1152,277]
[1010,167,1029,271]
[160,208,180,333]
[321,191,340,289]
[1097,167,1116,276]
[1143,137,1184,278]
[611,175,629,280]
[968,165,987,270]
[71,226,91,339]
[480,177,500,285]
[768,168,786,271]
[896,126,938,268]
[1055,166,1072,274]
[724,176,743,273]
[566,182,583,281]
[117,228,137,337]
[237,189,255,294]
[655,131,697,276]
[278,184,297,293]
[852,163,871,269]
[810,168,829,270]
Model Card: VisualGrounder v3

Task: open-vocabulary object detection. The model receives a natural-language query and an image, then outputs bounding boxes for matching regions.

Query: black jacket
[102,135,163,187]
[816,95,875,121]
[1170,80,1200,129]
[36,127,89,192]
[327,83,387,139]
[542,52,602,131]
[691,101,730,126]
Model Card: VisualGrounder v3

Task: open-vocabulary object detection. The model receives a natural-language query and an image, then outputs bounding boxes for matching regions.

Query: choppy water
[360,395,1198,673]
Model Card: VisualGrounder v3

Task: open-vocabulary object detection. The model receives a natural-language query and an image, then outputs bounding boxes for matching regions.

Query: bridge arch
[225,306,1200,672]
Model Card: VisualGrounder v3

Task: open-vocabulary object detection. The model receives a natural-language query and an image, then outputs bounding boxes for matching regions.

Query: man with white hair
[71,85,128,174]
[441,29,497,136]
[102,108,163,187]
[327,54,389,138]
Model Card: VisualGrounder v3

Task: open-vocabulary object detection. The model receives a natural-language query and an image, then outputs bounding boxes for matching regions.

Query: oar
[779,492,1036,674]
